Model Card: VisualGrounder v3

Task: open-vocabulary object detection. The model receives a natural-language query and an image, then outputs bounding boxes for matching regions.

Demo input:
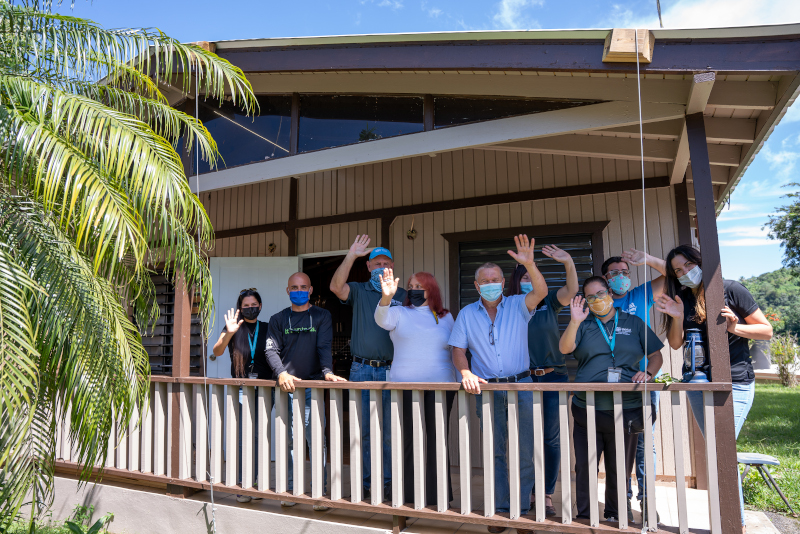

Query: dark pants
[530,371,569,496]
[572,402,644,520]
[401,390,455,506]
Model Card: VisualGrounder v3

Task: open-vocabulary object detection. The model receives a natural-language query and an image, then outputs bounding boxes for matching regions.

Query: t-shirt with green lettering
[342,281,407,362]
[528,289,567,374]
[571,310,663,411]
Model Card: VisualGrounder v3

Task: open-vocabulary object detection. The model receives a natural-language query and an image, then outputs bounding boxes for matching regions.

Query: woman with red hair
[375,269,456,506]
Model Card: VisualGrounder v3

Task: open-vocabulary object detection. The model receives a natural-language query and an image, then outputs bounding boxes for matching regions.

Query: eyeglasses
[585,289,609,303]
[606,269,630,278]
[488,324,495,345]
[240,287,257,295]
[674,262,697,277]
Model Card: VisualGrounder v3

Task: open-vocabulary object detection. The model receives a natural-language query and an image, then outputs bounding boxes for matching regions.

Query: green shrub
[769,334,800,387]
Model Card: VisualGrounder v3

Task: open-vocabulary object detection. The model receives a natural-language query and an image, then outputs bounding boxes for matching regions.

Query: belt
[531,367,555,377]
[353,356,391,368]
[486,370,531,383]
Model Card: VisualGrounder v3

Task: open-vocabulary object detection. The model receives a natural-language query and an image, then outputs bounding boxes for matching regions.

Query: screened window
[196,95,291,174]
[434,97,597,129]
[299,95,424,153]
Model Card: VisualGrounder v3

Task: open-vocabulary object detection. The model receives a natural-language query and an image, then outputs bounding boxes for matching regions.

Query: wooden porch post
[674,180,693,246]
[686,112,741,534]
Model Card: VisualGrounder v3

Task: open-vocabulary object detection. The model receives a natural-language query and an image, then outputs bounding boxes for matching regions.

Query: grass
[738,383,800,516]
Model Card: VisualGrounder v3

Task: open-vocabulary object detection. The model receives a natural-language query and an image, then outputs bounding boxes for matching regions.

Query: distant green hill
[740,268,800,337]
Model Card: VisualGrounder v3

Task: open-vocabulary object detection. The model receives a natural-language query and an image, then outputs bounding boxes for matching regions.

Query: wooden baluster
[241,385,255,488]
[117,406,128,469]
[258,386,272,492]
[532,390,545,522]
[330,388,344,501]
[210,384,224,485]
[507,390,521,520]
[292,388,306,496]
[225,386,238,486]
[482,391,495,517]
[275,388,290,494]
[704,391,722,534]
[411,390,426,510]
[586,391,599,528]
[390,389,404,508]
[311,388,324,499]
[63,403,72,463]
[142,386,153,473]
[643,391,657,531]
[128,404,140,472]
[349,388,363,502]
[154,383,167,476]
[107,408,116,469]
[671,391,689,534]
[613,391,628,529]
[435,390,448,513]
[195,384,208,482]
[458,390,472,515]
[369,389,384,505]
[559,391,572,524]
[55,403,64,461]
[178,384,192,479]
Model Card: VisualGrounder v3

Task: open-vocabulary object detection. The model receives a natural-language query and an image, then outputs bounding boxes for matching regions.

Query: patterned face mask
[370,268,385,291]
[588,294,615,317]
[607,274,631,296]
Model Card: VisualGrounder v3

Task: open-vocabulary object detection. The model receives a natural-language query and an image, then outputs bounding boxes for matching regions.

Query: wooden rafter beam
[671,72,716,185]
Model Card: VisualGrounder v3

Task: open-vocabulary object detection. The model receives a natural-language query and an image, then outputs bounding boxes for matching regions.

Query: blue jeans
[476,376,535,515]
[627,391,659,502]
[687,381,755,526]
[349,361,391,491]
[530,371,568,496]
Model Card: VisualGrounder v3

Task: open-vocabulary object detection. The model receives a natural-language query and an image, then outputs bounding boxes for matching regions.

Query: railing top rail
[149,375,732,391]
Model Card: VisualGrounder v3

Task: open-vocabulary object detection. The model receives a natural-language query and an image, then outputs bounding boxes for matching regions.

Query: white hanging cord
[194,66,218,534]
[635,29,654,533]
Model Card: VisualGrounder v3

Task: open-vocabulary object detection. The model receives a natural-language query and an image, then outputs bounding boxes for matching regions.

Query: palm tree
[0,1,256,527]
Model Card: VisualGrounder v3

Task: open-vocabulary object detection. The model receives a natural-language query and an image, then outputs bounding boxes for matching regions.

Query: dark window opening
[299,95,424,153]
[434,96,598,129]
[195,95,292,174]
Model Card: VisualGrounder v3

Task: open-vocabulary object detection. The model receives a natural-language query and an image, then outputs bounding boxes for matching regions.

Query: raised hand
[622,248,646,266]
[655,294,683,318]
[508,234,535,266]
[721,305,739,333]
[224,308,243,334]
[570,296,589,323]
[542,245,572,265]
[380,267,399,299]
[349,234,372,258]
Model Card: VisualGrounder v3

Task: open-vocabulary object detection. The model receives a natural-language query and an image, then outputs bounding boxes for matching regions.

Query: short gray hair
[474,262,503,281]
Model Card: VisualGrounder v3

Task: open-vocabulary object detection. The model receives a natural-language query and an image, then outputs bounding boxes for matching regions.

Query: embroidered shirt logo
[537,304,548,312]
[627,302,637,314]
[615,327,632,336]
[390,299,403,306]
[265,338,275,349]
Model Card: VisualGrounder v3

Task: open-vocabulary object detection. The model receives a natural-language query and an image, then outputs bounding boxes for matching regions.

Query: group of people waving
[211,234,771,532]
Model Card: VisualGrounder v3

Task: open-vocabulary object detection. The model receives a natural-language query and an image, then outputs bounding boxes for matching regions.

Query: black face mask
[241,306,261,320]
[408,289,427,307]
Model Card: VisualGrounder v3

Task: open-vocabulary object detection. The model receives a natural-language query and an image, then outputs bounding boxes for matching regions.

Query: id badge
[607,367,622,383]
[248,373,258,380]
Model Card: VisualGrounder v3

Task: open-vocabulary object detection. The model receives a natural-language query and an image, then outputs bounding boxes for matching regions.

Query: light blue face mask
[478,282,503,302]
[520,282,533,295]
[370,268,385,291]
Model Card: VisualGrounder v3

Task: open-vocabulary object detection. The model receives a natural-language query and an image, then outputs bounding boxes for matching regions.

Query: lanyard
[431,308,439,324]
[247,322,259,366]
[594,311,619,368]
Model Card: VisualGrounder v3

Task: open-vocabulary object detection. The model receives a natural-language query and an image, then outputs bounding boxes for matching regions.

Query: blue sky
[60,0,800,279]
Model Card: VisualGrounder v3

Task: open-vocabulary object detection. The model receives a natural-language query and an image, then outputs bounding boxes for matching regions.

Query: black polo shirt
[342,281,406,362]
[528,289,568,374]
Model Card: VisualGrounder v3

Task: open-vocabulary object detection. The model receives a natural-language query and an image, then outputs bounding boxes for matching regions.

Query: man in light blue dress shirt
[449,235,548,533]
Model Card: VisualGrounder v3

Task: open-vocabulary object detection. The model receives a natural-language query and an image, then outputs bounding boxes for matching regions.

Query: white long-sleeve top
[374,303,457,383]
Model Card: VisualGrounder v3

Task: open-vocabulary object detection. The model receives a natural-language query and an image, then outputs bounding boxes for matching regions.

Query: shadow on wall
[751,340,771,370]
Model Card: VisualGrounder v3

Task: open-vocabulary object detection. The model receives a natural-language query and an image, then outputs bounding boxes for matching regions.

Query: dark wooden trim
[440,222,610,314]
[381,216,392,248]
[171,274,192,378]
[216,177,667,240]
[290,93,300,155]
[423,94,434,131]
[673,181,692,246]
[217,37,800,75]
[686,112,741,534]
[286,177,299,256]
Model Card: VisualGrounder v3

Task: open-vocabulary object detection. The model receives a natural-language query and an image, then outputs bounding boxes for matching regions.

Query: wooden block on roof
[602,29,655,63]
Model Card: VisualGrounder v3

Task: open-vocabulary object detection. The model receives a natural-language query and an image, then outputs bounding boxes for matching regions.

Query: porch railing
[55,377,732,534]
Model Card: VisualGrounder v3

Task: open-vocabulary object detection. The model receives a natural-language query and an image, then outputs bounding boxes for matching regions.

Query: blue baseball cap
[369,247,393,260]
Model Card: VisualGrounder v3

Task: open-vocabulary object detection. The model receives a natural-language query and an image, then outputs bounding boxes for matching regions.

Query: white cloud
[377,0,404,8]
[420,1,442,17]
[492,0,544,30]
[717,211,772,222]
[761,145,800,179]
[784,102,800,124]
[719,237,776,247]
[605,0,800,29]
[717,225,769,238]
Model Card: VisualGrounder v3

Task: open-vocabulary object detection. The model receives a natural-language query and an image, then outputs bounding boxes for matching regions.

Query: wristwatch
[209,353,217,361]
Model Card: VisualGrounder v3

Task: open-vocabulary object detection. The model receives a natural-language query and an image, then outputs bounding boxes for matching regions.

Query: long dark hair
[662,245,704,335]
[231,289,262,378]
[509,264,527,296]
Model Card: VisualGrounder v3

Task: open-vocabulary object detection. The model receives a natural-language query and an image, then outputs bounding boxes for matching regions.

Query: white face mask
[678,265,703,288]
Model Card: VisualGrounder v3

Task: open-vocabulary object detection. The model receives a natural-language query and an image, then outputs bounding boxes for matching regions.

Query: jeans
[530,371,568,496]
[687,381,755,526]
[572,402,643,520]
[627,391,660,503]
[238,388,259,485]
[476,375,535,515]
[349,361,391,491]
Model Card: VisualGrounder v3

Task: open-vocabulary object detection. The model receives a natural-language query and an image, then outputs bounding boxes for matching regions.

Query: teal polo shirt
[342,281,406,361]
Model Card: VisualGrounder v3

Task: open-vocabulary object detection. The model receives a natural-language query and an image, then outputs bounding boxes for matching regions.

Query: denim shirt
[448,294,534,379]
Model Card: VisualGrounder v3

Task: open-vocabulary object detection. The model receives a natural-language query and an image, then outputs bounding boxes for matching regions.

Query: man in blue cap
[330,235,406,501]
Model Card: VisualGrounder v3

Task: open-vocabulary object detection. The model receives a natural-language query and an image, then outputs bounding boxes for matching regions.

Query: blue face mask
[369,268,385,292]
[520,282,533,295]
[289,290,310,305]
[607,275,632,296]
[478,282,503,302]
